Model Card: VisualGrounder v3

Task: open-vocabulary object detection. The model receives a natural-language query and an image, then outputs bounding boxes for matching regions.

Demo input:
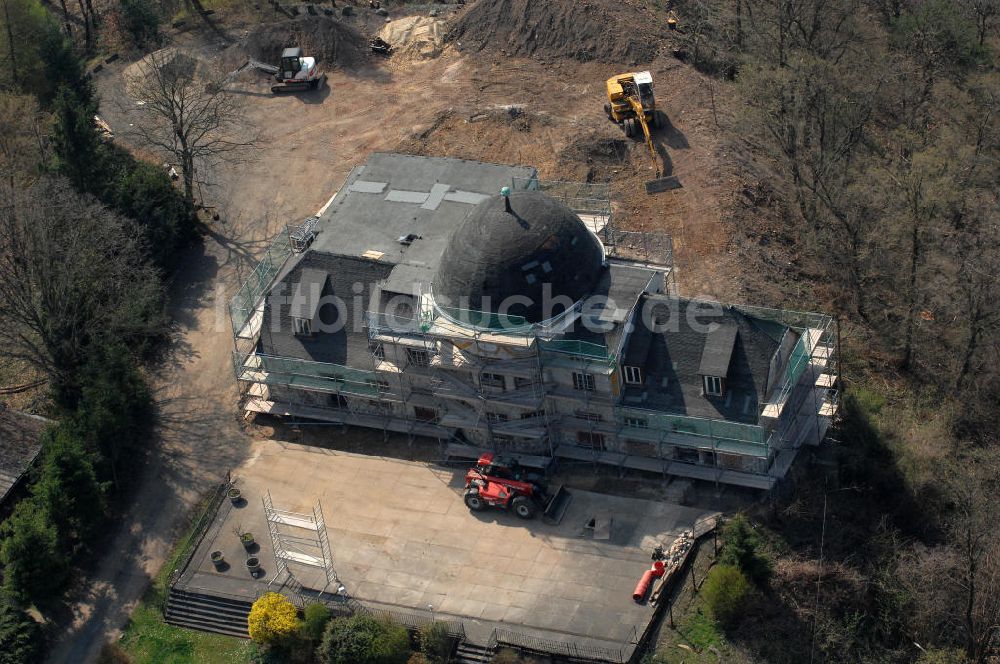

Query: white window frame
[625,416,648,429]
[572,372,596,391]
[704,375,723,396]
[293,317,312,336]
[623,365,643,384]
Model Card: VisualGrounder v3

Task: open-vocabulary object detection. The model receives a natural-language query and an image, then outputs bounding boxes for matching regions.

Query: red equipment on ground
[632,561,666,602]
[462,453,572,523]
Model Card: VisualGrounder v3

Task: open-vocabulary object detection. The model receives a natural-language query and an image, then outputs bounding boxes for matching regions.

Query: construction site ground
[45,3,747,661]
[177,440,718,653]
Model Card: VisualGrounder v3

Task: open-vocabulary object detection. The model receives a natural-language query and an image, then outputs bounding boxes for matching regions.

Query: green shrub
[891,0,986,70]
[0,592,42,664]
[104,147,197,269]
[701,565,752,627]
[300,602,333,643]
[317,614,410,664]
[119,0,161,47]
[96,642,132,664]
[0,499,68,602]
[32,427,106,553]
[418,621,451,663]
[52,83,101,193]
[68,343,156,485]
[718,515,772,587]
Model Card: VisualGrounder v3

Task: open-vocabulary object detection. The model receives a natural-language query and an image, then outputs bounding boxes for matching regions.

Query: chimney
[500,186,511,213]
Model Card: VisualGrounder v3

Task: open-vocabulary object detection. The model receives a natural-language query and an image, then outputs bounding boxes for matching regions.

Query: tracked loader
[227,47,326,94]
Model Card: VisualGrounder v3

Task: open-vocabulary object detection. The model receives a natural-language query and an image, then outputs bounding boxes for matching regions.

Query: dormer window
[704,375,724,396]
[623,365,643,384]
[293,317,312,336]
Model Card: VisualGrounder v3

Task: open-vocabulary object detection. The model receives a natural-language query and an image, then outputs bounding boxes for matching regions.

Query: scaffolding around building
[228,175,838,490]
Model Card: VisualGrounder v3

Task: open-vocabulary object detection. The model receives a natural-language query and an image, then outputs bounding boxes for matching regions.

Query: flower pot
[228,487,241,504]
[211,551,225,570]
[241,533,255,551]
[246,557,261,575]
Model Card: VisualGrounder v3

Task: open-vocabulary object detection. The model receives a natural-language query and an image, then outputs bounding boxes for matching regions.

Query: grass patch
[117,487,254,664]
[119,604,254,664]
[651,582,748,663]
[650,539,752,664]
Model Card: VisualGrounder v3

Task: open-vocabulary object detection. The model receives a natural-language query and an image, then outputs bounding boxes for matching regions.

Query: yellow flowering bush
[247,592,300,643]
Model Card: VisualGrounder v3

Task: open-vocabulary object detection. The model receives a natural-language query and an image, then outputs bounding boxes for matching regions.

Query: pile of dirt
[379,16,446,59]
[558,132,633,182]
[446,0,665,64]
[242,16,367,68]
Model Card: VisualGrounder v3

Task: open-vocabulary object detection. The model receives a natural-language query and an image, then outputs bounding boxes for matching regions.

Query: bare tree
[124,48,258,210]
[944,456,1000,662]
[0,177,166,405]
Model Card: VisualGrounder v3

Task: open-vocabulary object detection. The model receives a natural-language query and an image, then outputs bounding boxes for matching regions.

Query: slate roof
[259,253,394,366]
[0,406,47,505]
[620,296,785,423]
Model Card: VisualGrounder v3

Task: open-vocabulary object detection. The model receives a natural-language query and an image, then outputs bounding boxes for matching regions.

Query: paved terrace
[176,440,716,655]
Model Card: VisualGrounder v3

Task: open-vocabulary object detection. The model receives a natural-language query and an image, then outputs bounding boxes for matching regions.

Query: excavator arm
[628,96,659,177]
[223,59,279,86]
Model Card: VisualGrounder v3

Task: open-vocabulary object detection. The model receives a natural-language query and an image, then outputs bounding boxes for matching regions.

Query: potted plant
[211,551,225,570]
[228,487,241,504]
[246,557,261,576]
[241,532,255,551]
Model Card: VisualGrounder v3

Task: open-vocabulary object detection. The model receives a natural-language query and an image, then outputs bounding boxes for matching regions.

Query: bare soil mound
[446,0,664,64]
[558,132,632,182]
[242,16,367,68]
[379,16,446,59]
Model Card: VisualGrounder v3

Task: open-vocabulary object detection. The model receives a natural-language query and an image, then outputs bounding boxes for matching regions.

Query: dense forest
[666,0,1000,661]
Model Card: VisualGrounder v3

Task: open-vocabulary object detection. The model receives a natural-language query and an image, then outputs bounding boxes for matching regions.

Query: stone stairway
[164,588,251,638]
[453,641,493,664]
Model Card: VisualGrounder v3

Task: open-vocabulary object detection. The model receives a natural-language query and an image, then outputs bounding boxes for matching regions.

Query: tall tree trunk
[182,150,195,209]
[966,527,977,662]
[75,0,92,51]
[956,300,983,391]
[57,0,73,35]
[2,0,17,86]
[84,0,97,26]
[902,217,920,370]
[735,0,743,48]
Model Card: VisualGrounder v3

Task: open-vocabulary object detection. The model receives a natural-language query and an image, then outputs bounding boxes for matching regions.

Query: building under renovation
[230,153,838,490]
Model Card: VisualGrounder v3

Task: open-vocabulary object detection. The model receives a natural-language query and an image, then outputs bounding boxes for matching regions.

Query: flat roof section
[175,441,717,655]
[311,154,536,282]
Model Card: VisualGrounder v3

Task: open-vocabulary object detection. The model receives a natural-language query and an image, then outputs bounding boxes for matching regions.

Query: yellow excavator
[604,71,677,193]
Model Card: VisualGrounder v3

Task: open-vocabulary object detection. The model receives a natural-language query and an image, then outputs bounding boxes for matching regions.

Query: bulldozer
[227,47,326,94]
[604,71,678,193]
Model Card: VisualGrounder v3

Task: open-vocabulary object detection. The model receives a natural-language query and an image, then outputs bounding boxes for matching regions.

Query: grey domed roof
[433,191,605,325]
